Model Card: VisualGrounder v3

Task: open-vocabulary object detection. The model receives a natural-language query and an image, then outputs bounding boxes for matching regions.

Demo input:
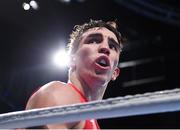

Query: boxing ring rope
[0,88,180,128]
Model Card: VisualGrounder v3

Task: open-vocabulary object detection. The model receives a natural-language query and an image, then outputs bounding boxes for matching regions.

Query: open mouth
[96,56,110,68]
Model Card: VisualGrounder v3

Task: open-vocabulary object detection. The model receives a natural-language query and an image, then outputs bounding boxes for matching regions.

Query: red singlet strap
[67,83,88,102]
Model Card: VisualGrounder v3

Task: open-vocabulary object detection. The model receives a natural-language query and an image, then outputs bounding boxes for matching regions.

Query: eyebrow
[108,37,121,49]
[85,32,120,49]
[86,33,102,39]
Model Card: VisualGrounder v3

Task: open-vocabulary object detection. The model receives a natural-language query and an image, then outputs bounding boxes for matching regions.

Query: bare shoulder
[26,81,80,110]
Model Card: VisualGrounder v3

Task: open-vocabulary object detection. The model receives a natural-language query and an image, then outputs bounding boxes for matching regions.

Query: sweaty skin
[25,27,121,129]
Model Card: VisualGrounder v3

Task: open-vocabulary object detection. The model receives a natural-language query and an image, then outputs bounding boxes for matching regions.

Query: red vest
[68,83,100,129]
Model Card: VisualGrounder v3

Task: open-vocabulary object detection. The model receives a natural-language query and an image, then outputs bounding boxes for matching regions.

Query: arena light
[22,2,30,10]
[22,0,39,11]
[53,49,70,68]
[59,0,71,3]
[29,0,39,10]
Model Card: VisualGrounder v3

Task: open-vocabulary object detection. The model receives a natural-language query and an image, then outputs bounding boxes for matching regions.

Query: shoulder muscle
[26,81,79,109]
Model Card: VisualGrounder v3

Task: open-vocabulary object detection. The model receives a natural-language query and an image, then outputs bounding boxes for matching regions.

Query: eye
[88,38,101,44]
[108,38,120,52]
[85,33,103,44]
[109,43,117,51]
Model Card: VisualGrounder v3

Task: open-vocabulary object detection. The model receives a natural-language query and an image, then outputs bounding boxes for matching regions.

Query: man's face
[72,27,120,87]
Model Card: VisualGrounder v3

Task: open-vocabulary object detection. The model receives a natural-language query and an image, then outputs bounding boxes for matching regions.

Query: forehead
[81,27,119,42]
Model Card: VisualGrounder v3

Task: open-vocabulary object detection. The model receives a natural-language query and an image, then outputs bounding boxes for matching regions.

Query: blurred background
[0,0,180,128]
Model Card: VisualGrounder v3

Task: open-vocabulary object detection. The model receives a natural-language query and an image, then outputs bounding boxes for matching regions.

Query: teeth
[98,59,107,66]
[99,59,106,65]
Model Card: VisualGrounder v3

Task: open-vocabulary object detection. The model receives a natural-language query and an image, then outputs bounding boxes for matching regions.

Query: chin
[92,75,110,86]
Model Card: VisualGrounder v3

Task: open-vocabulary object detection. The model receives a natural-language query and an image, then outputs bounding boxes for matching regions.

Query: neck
[68,71,108,101]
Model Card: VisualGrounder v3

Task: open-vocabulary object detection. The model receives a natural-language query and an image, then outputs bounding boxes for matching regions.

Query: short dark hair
[67,19,125,55]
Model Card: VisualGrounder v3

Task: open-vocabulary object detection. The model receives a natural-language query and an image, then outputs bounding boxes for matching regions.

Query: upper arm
[26,81,79,129]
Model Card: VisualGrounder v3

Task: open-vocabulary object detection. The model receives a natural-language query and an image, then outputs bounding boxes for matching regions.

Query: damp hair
[67,19,125,55]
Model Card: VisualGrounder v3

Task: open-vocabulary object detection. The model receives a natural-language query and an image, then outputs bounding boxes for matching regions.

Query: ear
[111,67,120,81]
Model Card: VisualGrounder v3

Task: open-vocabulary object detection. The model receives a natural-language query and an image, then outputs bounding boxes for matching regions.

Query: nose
[98,42,110,55]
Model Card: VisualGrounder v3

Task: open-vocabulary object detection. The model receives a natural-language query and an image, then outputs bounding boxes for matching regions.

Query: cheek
[80,48,90,58]
[112,55,119,68]
[76,47,93,64]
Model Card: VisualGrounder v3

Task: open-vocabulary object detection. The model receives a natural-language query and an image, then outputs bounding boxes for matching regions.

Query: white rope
[0,88,180,128]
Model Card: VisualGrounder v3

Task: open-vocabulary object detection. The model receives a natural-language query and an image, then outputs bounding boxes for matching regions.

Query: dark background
[0,0,180,128]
